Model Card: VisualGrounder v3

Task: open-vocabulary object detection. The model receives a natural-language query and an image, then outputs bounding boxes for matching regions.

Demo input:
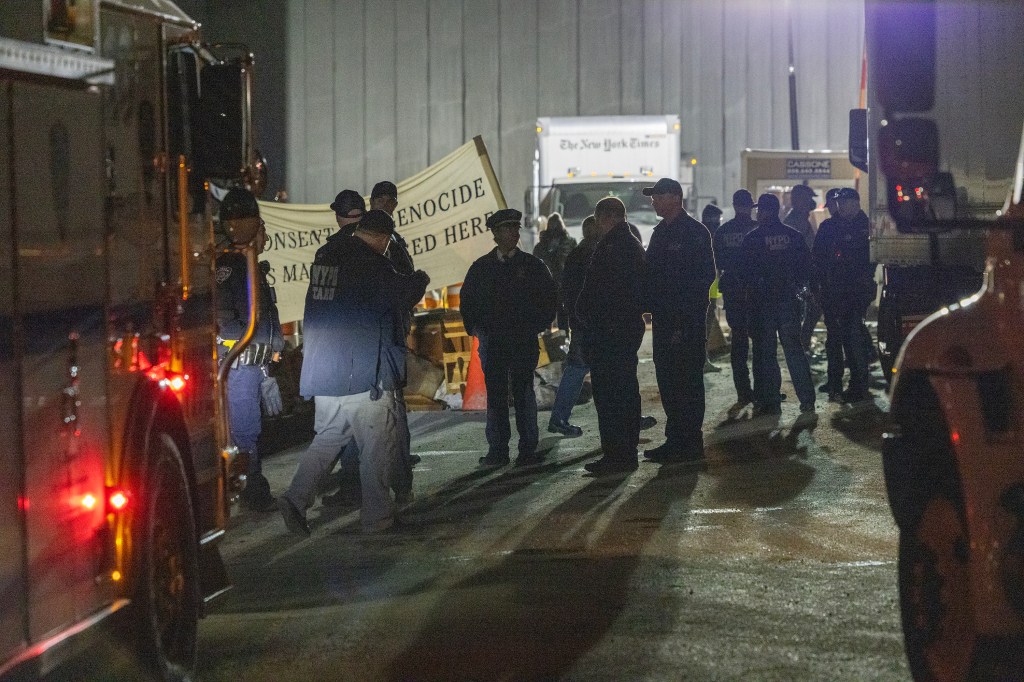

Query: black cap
[732,189,754,207]
[219,187,259,222]
[370,181,398,201]
[330,189,366,216]
[642,177,683,196]
[837,187,861,202]
[357,209,395,235]
[825,188,842,203]
[701,204,723,221]
[756,193,781,213]
[791,184,818,199]
[486,208,523,229]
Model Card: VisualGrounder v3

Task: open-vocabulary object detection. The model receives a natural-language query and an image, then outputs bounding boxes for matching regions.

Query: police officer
[785,184,822,353]
[715,189,758,413]
[812,187,873,403]
[216,188,285,512]
[280,210,430,535]
[461,209,558,467]
[642,179,716,463]
[370,180,414,275]
[330,189,366,236]
[576,197,647,475]
[742,193,816,416]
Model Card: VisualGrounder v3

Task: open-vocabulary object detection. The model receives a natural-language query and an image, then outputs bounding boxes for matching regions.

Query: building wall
[285,0,865,212]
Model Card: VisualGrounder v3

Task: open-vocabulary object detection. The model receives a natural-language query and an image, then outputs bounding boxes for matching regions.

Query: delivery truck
[526,115,692,246]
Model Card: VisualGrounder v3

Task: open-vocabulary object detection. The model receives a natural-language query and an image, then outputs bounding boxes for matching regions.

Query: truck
[868,0,1024,679]
[0,0,262,678]
[526,115,692,246]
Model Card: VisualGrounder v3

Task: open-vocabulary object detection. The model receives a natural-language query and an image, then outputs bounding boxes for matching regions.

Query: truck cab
[869,1,1024,678]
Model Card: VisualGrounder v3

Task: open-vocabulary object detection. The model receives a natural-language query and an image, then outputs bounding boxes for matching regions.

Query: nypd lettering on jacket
[309,263,339,300]
[764,233,793,250]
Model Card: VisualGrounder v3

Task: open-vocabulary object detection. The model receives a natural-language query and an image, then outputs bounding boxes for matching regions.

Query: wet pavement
[198,332,909,681]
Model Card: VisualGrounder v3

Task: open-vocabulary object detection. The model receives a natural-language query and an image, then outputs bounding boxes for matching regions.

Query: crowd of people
[215,174,873,536]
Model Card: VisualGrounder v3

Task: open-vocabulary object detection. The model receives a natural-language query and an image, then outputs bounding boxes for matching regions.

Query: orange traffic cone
[462,336,487,410]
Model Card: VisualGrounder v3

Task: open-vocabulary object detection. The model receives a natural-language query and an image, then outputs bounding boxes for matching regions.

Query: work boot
[478,451,510,467]
[639,415,658,430]
[548,419,583,437]
[240,474,277,513]
[515,451,546,467]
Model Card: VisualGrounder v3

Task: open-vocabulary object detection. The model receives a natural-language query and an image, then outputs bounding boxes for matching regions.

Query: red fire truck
[1,0,261,678]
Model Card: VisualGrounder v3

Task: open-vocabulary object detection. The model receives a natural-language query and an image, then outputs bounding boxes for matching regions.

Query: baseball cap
[825,188,842,203]
[370,181,398,201]
[837,187,861,202]
[330,189,366,216]
[357,209,396,235]
[219,187,259,222]
[732,189,754,207]
[791,184,818,199]
[642,178,684,196]
[756,193,781,213]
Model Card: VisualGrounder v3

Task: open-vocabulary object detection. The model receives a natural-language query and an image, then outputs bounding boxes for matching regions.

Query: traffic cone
[462,336,487,410]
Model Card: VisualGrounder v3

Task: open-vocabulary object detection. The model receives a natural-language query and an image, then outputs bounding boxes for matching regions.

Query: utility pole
[787,0,800,151]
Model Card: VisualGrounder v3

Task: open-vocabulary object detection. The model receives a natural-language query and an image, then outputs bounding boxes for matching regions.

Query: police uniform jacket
[216,251,285,352]
[812,210,873,307]
[460,248,557,343]
[576,222,646,354]
[713,215,756,297]
[299,232,428,399]
[559,237,597,330]
[741,218,813,307]
[644,211,716,323]
[388,232,415,275]
[784,209,816,250]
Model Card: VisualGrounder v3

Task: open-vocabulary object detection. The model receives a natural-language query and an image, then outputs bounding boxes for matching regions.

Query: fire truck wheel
[133,433,200,680]
[896,451,974,680]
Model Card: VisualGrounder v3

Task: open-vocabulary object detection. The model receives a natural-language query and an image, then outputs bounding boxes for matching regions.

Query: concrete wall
[284,0,864,212]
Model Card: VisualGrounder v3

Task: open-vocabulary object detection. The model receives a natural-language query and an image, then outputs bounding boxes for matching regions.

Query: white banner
[259,136,506,322]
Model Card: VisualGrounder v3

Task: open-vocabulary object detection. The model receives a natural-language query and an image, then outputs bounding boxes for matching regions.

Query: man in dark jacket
[813,187,873,402]
[785,184,822,353]
[216,188,285,513]
[280,210,430,535]
[461,208,557,467]
[576,197,647,475]
[714,189,758,414]
[742,194,816,416]
[642,178,716,463]
[330,189,366,236]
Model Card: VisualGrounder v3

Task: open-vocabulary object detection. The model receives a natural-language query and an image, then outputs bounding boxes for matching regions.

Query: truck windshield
[553,183,660,226]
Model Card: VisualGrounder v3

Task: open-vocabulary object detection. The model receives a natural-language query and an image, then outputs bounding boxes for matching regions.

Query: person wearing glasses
[461,209,558,468]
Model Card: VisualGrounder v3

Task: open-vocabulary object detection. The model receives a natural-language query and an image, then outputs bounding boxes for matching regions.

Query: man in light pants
[280,210,429,535]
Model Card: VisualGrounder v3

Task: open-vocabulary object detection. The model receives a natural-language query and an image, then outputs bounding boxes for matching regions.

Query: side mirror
[868,0,935,113]
[849,109,869,173]
[194,62,250,179]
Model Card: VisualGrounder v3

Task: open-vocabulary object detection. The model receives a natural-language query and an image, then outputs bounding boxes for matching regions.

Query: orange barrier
[421,289,443,309]
[462,336,487,410]
[446,283,462,310]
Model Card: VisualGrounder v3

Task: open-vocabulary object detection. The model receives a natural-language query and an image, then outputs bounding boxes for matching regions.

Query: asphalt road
[197,332,909,681]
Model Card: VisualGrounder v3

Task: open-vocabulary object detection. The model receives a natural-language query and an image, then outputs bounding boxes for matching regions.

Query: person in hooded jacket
[216,187,285,513]
[280,210,430,536]
[742,193,816,416]
[533,212,578,329]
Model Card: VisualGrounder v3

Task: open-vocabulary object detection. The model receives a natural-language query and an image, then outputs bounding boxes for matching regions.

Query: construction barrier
[462,336,487,410]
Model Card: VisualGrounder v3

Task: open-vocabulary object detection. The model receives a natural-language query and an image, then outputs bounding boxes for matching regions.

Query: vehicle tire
[891,388,974,681]
[133,433,200,680]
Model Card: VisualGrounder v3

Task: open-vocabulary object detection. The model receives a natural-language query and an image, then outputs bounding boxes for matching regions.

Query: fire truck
[868,0,1024,679]
[1,0,261,678]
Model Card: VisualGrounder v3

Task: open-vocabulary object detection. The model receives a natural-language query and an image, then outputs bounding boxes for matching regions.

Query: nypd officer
[714,189,758,413]
[460,208,558,467]
[813,187,873,402]
[643,178,716,463]
[216,187,285,512]
[742,193,816,416]
[330,189,366,236]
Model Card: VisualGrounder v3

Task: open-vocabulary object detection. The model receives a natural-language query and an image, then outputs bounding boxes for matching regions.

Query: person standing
[330,189,366,236]
[280,210,430,535]
[216,188,285,513]
[714,190,758,414]
[642,179,716,463]
[700,204,724,375]
[461,209,558,467]
[812,187,873,403]
[742,194,817,416]
[576,197,647,475]
[533,212,578,330]
[784,184,822,354]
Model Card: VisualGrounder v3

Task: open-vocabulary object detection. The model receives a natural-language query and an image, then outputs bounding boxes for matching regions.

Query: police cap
[642,177,683,196]
[357,209,395,235]
[219,187,259,223]
[330,189,366,216]
[756,193,781,213]
[837,187,860,202]
[486,208,523,230]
